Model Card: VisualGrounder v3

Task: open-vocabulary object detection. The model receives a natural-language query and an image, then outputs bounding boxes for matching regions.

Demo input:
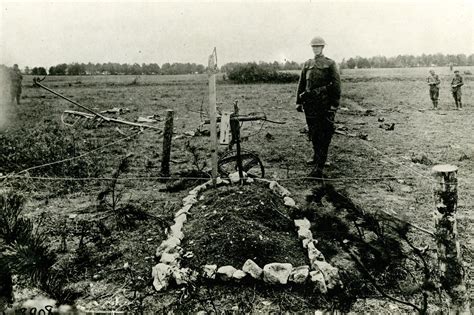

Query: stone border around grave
[152,174,342,292]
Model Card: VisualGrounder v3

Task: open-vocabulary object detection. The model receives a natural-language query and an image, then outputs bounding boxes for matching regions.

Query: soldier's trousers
[452,89,462,103]
[10,85,21,104]
[429,86,439,101]
[303,103,336,171]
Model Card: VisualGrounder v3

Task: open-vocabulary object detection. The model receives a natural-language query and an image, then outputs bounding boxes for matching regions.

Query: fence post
[431,164,470,313]
[160,109,174,178]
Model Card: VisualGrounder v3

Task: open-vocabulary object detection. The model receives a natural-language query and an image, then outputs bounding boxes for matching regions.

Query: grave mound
[181,181,306,269]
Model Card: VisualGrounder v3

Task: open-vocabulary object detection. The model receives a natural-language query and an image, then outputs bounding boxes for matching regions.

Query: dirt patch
[182,181,306,268]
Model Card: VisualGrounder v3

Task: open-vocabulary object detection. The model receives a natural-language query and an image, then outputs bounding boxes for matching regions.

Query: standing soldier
[426,69,440,109]
[10,64,23,105]
[451,70,463,110]
[296,36,341,178]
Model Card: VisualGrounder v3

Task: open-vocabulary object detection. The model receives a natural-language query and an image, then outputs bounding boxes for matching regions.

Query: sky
[0,0,473,68]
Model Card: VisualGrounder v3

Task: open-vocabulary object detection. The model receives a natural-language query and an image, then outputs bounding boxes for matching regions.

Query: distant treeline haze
[16,53,474,75]
[341,53,474,69]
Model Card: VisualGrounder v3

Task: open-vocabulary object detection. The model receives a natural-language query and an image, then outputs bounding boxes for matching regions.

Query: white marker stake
[208,48,218,186]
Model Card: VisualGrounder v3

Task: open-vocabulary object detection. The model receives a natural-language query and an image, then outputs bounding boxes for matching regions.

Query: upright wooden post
[432,164,470,313]
[208,48,218,186]
[160,109,174,178]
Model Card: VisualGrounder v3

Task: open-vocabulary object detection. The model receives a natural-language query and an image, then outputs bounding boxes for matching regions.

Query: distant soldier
[296,36,341,178]
[451,70,464,110]
[426,69,440,109]
[10,64,23,105]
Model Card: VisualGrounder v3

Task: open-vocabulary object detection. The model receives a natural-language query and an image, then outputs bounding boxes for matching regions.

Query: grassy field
[1,66,473,312]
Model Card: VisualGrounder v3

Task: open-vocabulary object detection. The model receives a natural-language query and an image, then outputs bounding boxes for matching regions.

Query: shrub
[0,191,81,304]
[227,63,299,84]
[0,120,106,193]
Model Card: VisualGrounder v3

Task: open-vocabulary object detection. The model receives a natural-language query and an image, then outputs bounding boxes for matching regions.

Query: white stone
[232,270,247,280]
[160,252,180,266]
[246,177,254,183]
[263,263,293,284]
[170,221,185,240]
[215,177,229,185]
[302,238,313,249]
[152,263,172,291]
[308,242,325,264]
[189,182,208,195]
[269,181,291,197]
[313,261,341,289]
[174,213,187,225]
[309,270,327,293]
[284,197,297,208]
[288,265,310,284]
[294,218,311,230]
[156,237,181,257]
[183,195,198,205]
[170,221,184,238]
[242,259,263,279]
[171,229,184,240]
[229,171,247,184]
[217,265,237,281]
[175,204,192,217]
[297,227,313,240]
[202,264,218,279]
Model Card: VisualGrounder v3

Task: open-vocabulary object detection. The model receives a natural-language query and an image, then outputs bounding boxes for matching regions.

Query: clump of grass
[0,191,81,305]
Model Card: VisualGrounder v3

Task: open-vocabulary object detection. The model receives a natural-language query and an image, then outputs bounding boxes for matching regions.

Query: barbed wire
[1,121,470,187]
[2,174,468,187]
[0,130,142,181]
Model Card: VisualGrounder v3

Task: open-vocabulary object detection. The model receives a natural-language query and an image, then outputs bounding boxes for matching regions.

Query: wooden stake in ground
[160,109,174,178]
[208,48,218,186]
[431,164,470,313]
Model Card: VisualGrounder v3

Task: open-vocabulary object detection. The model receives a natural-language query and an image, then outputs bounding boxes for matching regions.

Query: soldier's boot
[432,100,436,109]
[306,154,317,165]
[459,101,462,110]
[308,167,324,180]
[455,100,459,109]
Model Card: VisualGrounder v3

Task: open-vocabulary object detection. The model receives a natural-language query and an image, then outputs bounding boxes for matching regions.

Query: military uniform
[426,73,440,108]
[451,74,463,109]
[10,66,23,104]
[296,54,341,176]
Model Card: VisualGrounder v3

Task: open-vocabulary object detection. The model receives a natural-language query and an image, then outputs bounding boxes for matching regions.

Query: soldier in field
[451,70,463,110]
[426,69,440,109]
[296,36,341,179]
[10,64,23,105]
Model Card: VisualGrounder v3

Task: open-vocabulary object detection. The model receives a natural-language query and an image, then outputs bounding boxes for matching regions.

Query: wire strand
[0,130,142,180]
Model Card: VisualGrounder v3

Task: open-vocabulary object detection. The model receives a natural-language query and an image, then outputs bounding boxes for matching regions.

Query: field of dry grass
[1,66,472,312]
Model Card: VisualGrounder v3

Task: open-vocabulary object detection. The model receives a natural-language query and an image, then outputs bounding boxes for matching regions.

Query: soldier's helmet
[310,36,326,46]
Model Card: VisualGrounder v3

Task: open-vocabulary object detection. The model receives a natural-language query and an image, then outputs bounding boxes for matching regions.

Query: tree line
[23,62,207,76]
[341,53,474,69]
[23,60,302,76]
[10,53,474,76]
